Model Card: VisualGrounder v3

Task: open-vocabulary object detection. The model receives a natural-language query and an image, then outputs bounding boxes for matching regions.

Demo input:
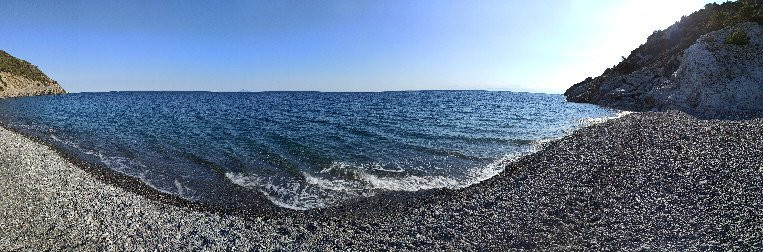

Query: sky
[0,0,723,94]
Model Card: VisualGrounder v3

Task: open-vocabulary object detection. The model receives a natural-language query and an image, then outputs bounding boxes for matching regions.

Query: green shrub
[726,28,750,45]
[0,50,52,83]
[610,0,762,75]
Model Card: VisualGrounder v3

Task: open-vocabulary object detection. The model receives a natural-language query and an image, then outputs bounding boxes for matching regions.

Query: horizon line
[69,89,564,95]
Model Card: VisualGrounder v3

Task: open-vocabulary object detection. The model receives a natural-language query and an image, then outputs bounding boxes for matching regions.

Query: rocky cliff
[565,0,763,116]
[0,50,66,98]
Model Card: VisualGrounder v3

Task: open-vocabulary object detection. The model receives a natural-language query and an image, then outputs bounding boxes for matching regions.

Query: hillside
[0,50,66,98]
[564,0,763,116]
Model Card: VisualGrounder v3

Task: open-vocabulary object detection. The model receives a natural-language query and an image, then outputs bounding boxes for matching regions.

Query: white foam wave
[173,179,198,201]
[319,162,405,174]
[225,151,530,210]
[578,111,632,127]
[46,110,632,211]
[225,172,331,210]
[49,134,178,195]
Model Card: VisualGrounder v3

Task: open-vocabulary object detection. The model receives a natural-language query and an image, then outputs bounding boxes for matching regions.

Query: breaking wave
[0,91,619,210]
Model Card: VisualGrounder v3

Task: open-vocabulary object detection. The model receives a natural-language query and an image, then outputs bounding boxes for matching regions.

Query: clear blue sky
[0,0,721,93]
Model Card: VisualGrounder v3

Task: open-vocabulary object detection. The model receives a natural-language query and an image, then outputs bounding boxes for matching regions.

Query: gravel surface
[1,111,762,250]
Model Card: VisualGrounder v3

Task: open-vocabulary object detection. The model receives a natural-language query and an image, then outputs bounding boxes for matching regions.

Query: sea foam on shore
[2,111,762,250]
[0,91,618,210]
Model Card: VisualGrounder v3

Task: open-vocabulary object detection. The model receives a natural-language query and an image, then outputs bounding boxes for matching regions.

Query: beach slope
[1,111,761,250]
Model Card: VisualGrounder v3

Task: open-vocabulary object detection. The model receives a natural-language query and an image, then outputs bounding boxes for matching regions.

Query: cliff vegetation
[0,50,66,97]
[565,0,763,116]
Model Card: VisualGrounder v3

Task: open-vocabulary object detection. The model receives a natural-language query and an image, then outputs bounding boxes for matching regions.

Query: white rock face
[666,22,763,114]
[566,22,763,116]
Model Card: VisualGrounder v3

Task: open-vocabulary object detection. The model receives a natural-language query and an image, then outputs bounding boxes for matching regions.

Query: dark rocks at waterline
[1,111,762,250]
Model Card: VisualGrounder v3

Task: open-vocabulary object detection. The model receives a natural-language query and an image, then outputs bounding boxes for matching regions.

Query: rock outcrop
[0,50,66,98]
[666,23,763,113]
[565,0,763,116]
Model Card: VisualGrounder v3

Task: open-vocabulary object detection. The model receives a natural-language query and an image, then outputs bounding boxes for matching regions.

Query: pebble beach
[1,111,762,250]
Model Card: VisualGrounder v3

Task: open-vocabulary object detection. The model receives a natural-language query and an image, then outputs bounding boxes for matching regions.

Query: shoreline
[0,120,494,218]
[0,121,286,218]
[0,108,625,214]
[1,111,762,249]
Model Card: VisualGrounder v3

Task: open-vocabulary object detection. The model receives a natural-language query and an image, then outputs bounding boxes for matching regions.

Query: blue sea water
[0,91,617,209]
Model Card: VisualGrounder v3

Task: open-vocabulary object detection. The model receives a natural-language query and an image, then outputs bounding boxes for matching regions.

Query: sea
[0,91,618,210]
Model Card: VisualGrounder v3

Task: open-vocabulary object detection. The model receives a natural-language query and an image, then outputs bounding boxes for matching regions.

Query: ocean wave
[224,151,532,210]
[0,92,621,210]
[578,111,633,127]
[49,134,182,196]
[44,109,626,211]
[225,172,335,210]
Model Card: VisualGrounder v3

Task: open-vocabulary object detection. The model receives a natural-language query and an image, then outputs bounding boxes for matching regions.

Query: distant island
[0,50,65,98]
[565,0,763,116]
